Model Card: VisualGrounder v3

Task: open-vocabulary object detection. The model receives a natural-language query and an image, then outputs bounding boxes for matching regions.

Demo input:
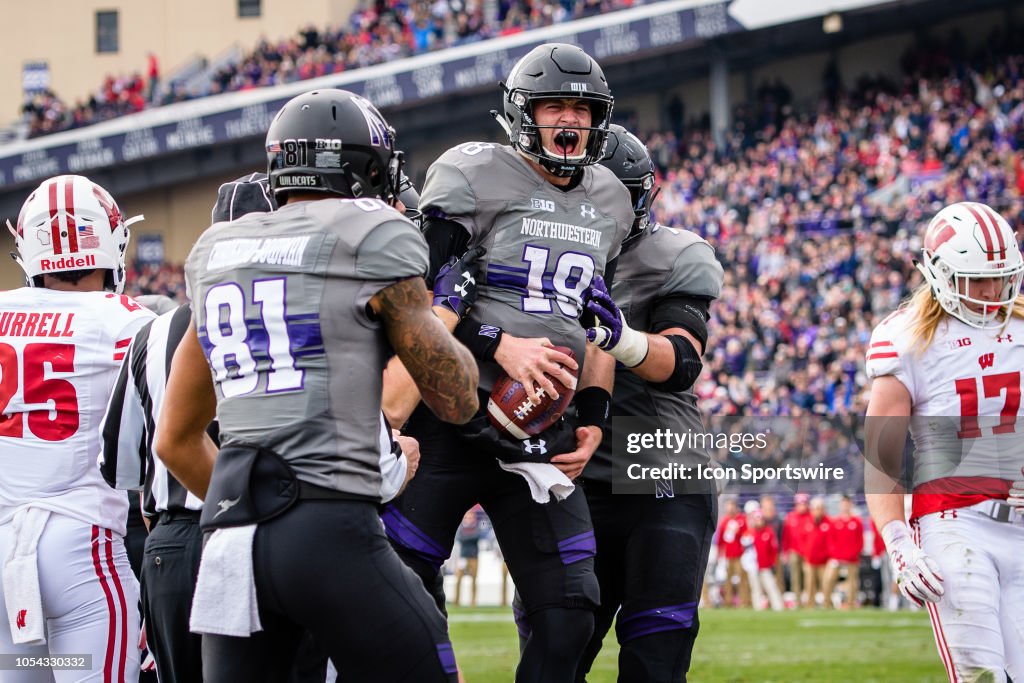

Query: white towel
[2,507,50,646]
[498,462,575,503]
[189,525,262,637]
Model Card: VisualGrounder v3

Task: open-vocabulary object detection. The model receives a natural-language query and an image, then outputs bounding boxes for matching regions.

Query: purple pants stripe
[615,602,697,643]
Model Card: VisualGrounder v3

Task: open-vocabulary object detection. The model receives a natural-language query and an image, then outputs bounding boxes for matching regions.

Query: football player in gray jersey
[155,89,478,683]
[576,125,724,681]
[382,44,634,683]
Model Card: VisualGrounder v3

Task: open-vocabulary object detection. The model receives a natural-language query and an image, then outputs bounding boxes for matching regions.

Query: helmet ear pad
[500,43,614,177]
[266,89,403,203]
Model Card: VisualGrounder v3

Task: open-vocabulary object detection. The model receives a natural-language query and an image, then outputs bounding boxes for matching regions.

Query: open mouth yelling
[546,129,584,159]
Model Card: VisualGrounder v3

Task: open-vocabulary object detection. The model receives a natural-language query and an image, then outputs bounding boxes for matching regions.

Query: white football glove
[881,520,944,606]
[1007,467,1024,508]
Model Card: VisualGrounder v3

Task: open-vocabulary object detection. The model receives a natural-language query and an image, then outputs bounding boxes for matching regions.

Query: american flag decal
[78,223,99,249]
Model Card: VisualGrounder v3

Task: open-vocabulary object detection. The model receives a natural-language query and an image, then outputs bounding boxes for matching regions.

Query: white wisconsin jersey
[867,309,1024,517]
[0,288,153,535]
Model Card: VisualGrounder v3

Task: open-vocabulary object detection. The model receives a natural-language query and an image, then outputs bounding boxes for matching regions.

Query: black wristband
[454,321,504,362]
[574,387,611,430]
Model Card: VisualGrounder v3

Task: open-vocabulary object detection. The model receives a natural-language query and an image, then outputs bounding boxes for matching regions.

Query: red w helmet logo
[924,219,956,252]
[979,353,995,370]
[16,609,26,630]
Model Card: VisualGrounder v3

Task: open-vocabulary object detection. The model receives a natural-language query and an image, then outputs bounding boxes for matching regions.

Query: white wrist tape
[611,323,649,368]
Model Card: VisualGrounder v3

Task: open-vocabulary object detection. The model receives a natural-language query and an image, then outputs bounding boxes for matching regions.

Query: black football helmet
[266,89,403,203]
[497,43,613,177]
[600,124,659,244]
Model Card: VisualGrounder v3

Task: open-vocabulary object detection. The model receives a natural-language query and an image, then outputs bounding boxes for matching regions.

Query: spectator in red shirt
[760,494,785,592]
[782,493,811,600]
[824,495,865,608]
[746,511,784,611]
[716,499,750,607]
[802,497,833,607]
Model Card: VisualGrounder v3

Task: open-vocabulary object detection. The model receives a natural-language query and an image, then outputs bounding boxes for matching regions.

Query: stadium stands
[21,0,640,138]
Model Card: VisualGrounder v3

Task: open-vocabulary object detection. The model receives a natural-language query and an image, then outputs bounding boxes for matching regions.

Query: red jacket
[717,513,748,560]
[748,526,779,570]
[803,515,833,566]
[782,509,811,557]
[828,514,864,563]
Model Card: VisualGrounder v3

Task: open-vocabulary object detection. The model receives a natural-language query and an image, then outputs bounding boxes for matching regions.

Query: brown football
[487,346,578,439]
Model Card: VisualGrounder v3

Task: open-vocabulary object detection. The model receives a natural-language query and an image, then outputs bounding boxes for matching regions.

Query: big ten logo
[531,198,555,213]
[315,139,342,151]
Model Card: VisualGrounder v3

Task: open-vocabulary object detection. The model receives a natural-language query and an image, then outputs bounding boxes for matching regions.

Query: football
[487,346,578,439]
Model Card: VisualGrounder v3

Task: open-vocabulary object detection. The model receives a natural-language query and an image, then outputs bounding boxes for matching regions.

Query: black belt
[156,509,202,526]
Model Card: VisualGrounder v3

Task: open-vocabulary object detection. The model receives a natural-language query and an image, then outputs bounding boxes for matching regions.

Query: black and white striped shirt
[100,303,205,515]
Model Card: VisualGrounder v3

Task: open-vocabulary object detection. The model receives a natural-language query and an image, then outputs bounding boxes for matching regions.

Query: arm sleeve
[422,214,471,286]
[603,256,618,291]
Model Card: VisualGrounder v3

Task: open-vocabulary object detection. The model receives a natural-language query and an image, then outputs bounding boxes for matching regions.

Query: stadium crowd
[22,0,637,137]
[119,29,1024,426]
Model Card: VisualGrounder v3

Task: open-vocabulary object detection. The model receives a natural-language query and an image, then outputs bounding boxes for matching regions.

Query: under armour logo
[979,353,995,370]
[580,204,596,219]
[479,325,500,339]
[998,334,1013,343]
[214,497,241,518]
[16,609,26,630]
[939,509,958,519]
[454,270,475,297]
[522,439,547,455]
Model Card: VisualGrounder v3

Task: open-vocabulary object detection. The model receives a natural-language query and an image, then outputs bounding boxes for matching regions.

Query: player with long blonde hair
[866,201,1024,682]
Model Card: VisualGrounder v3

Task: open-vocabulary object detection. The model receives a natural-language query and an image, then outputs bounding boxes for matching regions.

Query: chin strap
[490,109,513,139]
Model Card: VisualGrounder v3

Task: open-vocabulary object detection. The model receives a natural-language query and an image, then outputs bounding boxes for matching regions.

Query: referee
[100,173,276,683]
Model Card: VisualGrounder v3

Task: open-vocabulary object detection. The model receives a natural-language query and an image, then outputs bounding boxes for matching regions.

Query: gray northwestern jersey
[420,142,633,390]
[585,223,724,484]
[185,198,428,500]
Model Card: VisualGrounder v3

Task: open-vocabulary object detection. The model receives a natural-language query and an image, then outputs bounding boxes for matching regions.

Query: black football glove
[460,414,577,464]
[433,246,485,321]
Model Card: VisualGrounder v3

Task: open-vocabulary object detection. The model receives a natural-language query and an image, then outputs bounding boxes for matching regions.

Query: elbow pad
[649,334,703,393]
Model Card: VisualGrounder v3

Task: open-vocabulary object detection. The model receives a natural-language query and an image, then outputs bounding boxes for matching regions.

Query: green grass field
[447,607,947,682]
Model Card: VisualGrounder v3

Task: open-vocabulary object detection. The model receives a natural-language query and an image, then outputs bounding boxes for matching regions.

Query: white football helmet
[7,175,142,294]
[917,201,1024,329]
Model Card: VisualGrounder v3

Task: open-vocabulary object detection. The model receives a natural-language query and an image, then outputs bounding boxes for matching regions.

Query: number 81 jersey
[0,289,153,533]
[185,198,428,500]
[420,142,634,389]
[866,310,1024,519]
